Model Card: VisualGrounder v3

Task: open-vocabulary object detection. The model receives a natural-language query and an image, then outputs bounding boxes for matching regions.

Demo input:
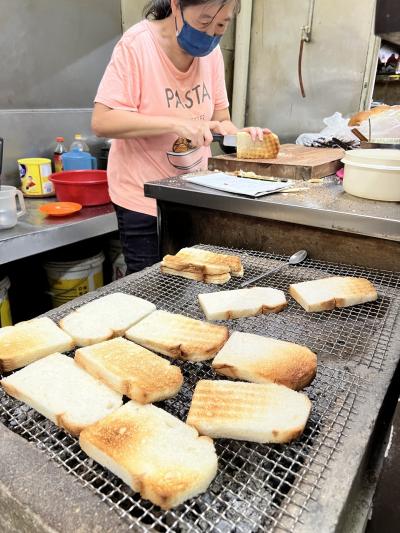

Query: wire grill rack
[1,245,399,532]
[48,244,400,372]
[0,363,365,533]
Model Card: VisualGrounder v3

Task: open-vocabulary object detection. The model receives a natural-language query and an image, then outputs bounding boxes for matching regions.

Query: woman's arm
[212,108,238,134]
[92,103,224,147]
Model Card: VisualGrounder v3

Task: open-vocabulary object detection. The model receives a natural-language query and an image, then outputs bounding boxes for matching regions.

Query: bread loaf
[236,132,280,160]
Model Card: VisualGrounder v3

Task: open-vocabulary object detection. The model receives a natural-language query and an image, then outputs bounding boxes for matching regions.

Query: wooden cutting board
[208,144,345,180]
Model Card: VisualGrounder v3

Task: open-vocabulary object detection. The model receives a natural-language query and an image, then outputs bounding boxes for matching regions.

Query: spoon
[241,250,308,288]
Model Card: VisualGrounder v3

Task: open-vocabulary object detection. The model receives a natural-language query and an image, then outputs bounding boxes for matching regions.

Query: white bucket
[44,252,105,308]
[342,159,400,201]
[0,276,12,327]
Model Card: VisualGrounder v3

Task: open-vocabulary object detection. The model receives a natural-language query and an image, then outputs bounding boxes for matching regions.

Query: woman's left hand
[240,127,272,142]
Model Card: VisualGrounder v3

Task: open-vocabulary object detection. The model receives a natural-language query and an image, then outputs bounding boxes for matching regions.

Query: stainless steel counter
[0,198,118,265]
[145,175,400,242]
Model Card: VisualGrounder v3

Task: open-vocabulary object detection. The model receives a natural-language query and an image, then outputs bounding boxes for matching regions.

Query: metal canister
[17,157,55,197]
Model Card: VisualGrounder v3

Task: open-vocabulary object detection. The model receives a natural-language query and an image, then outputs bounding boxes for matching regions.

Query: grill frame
[1,245,400,533]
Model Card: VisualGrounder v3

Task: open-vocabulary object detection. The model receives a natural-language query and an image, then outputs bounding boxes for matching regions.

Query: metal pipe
[298,0,316,98]
[302,0,316,42]
[231,0,253,128]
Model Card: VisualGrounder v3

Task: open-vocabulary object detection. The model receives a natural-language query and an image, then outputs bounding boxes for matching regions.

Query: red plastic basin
[49,170,111,206]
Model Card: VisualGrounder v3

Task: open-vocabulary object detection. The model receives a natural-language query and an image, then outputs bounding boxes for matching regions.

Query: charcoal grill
[1,245,400,533]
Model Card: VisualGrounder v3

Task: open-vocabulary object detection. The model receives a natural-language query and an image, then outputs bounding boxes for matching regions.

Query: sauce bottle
[53,137,66,172]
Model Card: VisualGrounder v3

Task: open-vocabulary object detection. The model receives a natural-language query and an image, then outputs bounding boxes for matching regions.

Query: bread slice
[176,248,244,277]
[161,254,230,276]
[160,266,231,285]
[0,317,74,372]
[59,292,156,346]
[198,287,287,321]
[160,247,243,285]
[75,337,183,403]
[212,331,317,390]
[1,353,122,436]
[79,401,218,510]
[187,380,311,443]
[236,132,280,160]
[289,276,378,313]
[125,310,229,361]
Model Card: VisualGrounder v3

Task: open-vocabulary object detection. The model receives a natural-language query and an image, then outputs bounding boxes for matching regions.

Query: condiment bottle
[53,136,66,173]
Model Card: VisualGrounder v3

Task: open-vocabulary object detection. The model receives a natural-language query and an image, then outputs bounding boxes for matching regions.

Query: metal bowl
[166,147,203,171]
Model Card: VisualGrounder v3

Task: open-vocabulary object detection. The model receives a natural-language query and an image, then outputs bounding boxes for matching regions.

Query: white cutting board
[185,172,291,197]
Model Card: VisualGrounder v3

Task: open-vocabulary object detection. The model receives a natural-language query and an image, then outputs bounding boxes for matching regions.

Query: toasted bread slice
[1,353,122,436]
[289,276,378,312]
[0,317,74,372]
[236,132,280,160]
[161,255,230,275]
[160,266,231,285]
[212,331,317,390]
[59,292,156,346]
[75,337,183,403]
[176,248,243,277]
[204,273,232,285]
[160,266,204,282]
[187,380,311,443]
[79,401,218,509]
[198,287,287,320]
[125,310,229,361]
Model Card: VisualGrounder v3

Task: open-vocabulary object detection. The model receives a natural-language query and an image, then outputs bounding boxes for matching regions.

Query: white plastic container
[0,276,12,327]
[44,252,104,308]
[342,149,400,201]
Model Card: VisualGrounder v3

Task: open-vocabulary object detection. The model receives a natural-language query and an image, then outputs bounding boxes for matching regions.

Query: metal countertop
[0,198,118,265]
[145,175,400,242]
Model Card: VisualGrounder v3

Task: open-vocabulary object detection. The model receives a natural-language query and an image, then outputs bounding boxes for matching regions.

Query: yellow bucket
[44,252,105,308]
[0,277,12,327]
[18,157,55,197]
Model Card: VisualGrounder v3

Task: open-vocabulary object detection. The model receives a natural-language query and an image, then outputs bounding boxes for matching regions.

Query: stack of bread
[161,247,244,284]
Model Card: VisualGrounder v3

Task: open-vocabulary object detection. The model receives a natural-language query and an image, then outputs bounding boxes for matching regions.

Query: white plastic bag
[296,112,358,145]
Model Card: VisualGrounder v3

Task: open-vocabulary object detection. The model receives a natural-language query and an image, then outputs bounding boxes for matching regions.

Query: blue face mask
[176,7,222,57]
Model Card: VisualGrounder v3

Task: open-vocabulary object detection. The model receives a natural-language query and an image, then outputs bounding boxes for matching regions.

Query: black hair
[144,0,240,20]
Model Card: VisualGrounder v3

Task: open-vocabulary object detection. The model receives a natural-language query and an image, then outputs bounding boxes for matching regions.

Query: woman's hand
[174,119,222,147]
[240,127,272,142]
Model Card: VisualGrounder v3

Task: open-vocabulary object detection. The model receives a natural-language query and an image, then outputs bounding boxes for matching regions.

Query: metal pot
[361,141,400,149]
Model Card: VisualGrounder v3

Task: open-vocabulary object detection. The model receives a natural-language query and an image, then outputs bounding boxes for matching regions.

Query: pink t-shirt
[95,20,229,216]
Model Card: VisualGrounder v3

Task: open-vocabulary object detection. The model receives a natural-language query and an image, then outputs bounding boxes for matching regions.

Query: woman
[93,0,269,274]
